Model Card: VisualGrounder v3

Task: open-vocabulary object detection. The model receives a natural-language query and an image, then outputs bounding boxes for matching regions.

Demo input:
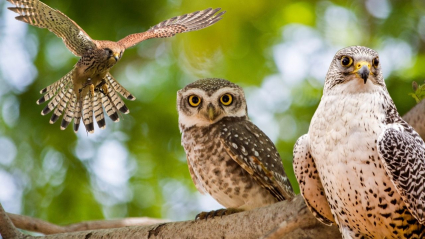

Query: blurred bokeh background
[0,0,424,225]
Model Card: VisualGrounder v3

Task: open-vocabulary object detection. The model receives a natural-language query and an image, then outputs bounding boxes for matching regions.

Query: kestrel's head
[95,41,125,69]
[324,46,384,94]
[177,78,248,129]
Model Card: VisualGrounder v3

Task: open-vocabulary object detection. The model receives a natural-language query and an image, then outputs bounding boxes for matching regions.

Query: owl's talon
[195,208,242,220]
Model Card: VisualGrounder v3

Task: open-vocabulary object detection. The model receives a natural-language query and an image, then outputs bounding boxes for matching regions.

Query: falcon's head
[324,46,384,94]
[95,41,125,69]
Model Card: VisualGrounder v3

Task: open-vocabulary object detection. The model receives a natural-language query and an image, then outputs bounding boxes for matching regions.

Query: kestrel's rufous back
[7,0,225,133]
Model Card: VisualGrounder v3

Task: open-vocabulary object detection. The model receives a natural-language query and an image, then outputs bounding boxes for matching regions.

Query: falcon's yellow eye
[220,94,233,106]
[341,56,353,67]
[372,57,379,68]
[188,95,201,107]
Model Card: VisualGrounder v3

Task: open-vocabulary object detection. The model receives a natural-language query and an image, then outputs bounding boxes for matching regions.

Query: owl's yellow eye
[188,95,201,107]
[341,56,353,67]
[220,94,233,106]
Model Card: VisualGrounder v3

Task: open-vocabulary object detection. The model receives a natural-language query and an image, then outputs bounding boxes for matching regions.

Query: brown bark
[0,203,25,239]
[12,195,340,239]
[7,213,167,235]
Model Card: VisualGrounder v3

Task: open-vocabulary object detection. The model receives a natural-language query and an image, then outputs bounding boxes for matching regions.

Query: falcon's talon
[89,84,95,98]
[101,83,108,96]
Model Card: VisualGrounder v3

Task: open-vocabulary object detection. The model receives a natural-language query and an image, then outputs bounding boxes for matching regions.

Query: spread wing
[118,8,225,49]
[378,123,425,224]
[293,134,334,226]
[7,0,95,56]
[219,118,295,201]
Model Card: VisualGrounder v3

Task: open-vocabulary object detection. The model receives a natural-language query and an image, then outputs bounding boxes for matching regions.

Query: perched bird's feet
[195,208,243,220]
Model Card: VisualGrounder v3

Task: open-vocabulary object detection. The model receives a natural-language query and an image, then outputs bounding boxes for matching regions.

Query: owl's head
[177,78,248,129]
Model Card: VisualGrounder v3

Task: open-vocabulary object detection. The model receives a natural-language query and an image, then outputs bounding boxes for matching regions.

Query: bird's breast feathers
[309,89,387,165]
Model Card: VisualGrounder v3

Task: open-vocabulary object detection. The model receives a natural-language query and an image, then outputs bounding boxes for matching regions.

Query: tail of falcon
[37,71,135,133]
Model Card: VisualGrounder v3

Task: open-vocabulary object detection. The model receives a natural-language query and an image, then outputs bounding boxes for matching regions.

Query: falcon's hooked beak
[206,103,218,122]
[113,53,120,62]
[353,61,371,84]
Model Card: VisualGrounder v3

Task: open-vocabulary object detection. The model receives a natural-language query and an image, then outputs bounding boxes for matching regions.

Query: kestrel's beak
[353,61,371,84]
[206,104,217,122]
[113,53,120,61]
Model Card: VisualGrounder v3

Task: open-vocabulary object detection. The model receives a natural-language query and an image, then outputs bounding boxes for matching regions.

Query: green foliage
[409,81,425,103]
[0,0,424,225]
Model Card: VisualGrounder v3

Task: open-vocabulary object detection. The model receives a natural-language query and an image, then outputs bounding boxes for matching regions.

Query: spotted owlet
[7,0,225,133]
[178,78,295,219]
[293,46,425,238]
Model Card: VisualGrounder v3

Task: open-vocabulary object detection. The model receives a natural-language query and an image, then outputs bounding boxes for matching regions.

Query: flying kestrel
[7,0,225,133]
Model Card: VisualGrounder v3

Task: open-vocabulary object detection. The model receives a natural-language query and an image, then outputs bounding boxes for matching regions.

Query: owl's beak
[207,104,217,122]
[353,61,371,84]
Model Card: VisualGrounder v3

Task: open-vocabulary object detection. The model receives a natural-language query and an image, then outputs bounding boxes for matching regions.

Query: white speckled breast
[309,84,419,238]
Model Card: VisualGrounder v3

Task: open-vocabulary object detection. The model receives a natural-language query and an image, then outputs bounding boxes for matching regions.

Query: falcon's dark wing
[378,123,425,224]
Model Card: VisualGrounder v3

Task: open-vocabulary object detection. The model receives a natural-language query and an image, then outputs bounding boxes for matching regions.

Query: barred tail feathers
[50,88,73,124]
[93,92,105,129]
[60,92,76,130]
[73,96,83,133]
[82,94,94,133]
[38,71,133,133]
[106,73,135,101]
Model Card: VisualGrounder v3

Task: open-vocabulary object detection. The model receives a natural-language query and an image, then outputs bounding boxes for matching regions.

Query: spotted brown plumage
[178,78,295,219]
[293,46,425,238]
[7,0,225,133]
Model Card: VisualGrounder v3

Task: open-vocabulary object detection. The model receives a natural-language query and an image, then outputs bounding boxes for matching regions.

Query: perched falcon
[293,46,425,238]
[7,0,225,133]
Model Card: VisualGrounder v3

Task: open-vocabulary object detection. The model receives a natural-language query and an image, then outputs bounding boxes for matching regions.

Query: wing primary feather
[7,0,95,56]
[117,7,225,49]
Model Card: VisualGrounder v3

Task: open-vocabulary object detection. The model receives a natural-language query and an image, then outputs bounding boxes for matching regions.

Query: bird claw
[94,79,108,96]
[195,208,242,220]
[79,78,94,97]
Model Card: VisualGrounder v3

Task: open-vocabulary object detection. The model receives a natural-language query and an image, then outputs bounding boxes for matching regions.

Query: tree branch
[7,195,338,239]
[0,203,24,239]
[8,213,168,235]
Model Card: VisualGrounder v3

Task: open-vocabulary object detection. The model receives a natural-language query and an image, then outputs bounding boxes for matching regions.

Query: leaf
[409,81,425,104]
